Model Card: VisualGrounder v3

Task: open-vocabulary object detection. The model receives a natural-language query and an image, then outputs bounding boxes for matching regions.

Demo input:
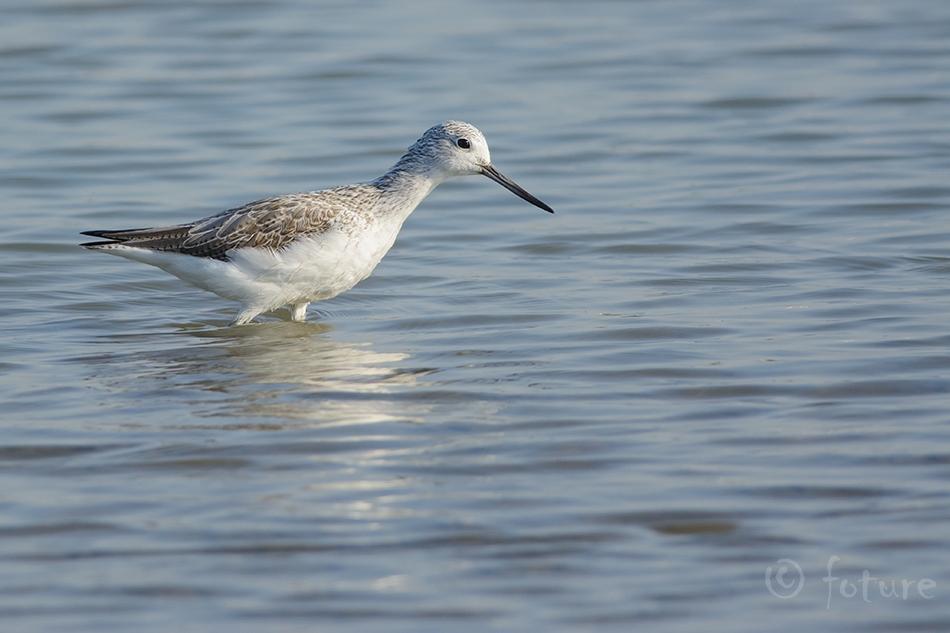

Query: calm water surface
[2,0,950,631]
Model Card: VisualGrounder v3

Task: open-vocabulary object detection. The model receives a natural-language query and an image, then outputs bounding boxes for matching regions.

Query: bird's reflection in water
[94,320,437,429]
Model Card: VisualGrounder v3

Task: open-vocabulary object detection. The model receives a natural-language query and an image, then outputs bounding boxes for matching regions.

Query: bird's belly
[225,226,397,305]
[98,219,403,313]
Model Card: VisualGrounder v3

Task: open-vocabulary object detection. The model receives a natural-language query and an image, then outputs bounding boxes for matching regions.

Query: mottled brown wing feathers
[80,187,372,261]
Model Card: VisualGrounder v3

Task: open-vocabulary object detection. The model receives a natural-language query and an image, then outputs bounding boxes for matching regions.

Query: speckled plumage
[82,121,553,325]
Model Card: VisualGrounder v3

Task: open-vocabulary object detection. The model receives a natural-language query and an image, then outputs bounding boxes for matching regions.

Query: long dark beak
[481,164,554,214]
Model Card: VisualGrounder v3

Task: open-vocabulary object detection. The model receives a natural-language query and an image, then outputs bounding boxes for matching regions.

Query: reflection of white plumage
[82,121,553,325]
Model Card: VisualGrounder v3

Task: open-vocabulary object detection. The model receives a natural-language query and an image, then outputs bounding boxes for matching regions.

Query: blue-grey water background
[3,0,950,630]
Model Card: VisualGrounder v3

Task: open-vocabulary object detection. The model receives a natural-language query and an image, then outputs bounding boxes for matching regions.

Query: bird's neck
[370,159,447,220]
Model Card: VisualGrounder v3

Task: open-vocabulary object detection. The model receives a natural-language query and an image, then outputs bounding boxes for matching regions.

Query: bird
[81,121,554,325]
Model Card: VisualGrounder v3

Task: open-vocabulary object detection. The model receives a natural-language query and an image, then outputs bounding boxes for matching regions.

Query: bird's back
[81,184,381,261]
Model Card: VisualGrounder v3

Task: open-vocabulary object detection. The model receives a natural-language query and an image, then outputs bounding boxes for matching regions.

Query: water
[2,0,950,631]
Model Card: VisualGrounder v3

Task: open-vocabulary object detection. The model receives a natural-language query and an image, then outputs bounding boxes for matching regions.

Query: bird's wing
[81,185,379,261]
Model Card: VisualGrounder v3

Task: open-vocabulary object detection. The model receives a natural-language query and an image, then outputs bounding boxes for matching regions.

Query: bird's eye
[456,138,471,149]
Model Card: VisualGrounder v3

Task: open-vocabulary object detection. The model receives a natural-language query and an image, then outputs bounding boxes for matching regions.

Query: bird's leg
[229,307,262,326]
[290,303,310,321]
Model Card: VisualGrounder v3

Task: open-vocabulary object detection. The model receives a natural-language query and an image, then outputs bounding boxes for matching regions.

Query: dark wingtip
[79,231,133,248]
[82,230,126,239]
[80,230,121,248]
